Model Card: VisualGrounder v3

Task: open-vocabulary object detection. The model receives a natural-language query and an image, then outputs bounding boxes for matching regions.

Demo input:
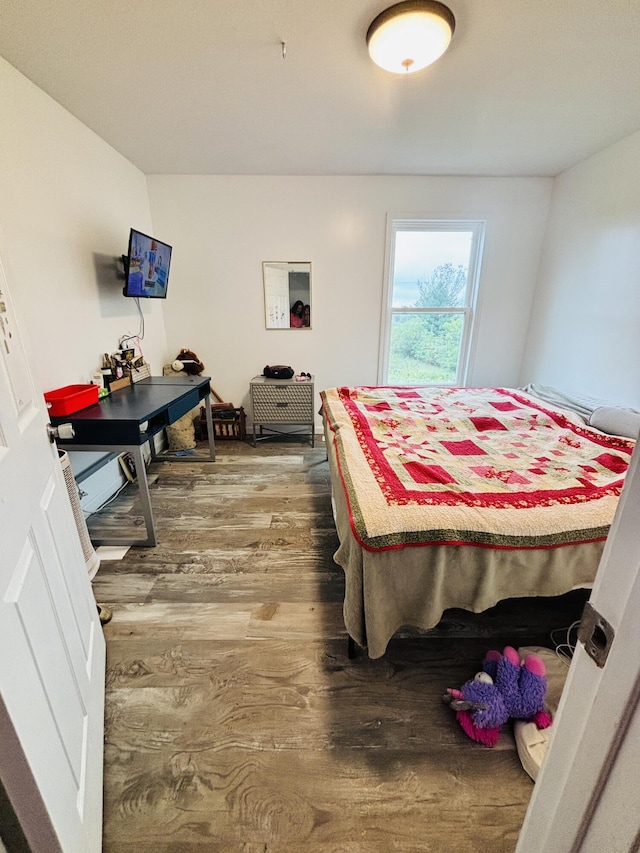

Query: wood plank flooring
[90,437,587,852]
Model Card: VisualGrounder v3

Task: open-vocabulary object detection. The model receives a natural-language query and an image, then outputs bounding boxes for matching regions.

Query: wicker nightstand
[249,375,315,447]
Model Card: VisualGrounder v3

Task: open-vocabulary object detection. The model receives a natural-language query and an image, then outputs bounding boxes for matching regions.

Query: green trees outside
[388,263,467,384]
[415,262,467,308]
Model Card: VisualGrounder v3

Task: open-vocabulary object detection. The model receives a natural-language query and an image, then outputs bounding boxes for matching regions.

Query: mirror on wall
[263,262,311,329]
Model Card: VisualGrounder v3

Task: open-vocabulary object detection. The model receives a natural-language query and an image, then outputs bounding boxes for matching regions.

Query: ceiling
[1,0,640,177]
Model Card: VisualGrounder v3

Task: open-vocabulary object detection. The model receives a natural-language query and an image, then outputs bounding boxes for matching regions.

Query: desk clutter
[91,341,151,395]
[45,344,150,415]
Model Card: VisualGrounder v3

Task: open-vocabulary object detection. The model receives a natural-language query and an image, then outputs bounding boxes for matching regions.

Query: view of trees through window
[384,224,483,385]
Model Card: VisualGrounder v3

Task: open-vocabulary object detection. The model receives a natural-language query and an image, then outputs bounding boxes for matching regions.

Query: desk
[50,375,215,547]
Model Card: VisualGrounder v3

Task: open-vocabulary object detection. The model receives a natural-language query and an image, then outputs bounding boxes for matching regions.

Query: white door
[0,250,105,850]
[518,438,640,851]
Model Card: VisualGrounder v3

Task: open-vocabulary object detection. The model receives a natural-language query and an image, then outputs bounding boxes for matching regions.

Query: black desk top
[51,375,209,423]
[50,375,211,445]
[137,375,210,388]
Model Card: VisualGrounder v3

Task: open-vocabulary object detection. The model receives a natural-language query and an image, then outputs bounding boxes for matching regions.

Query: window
[379,219,484,386]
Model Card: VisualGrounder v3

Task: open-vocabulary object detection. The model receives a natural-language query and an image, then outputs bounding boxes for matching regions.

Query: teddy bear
[443,646,553,746]
[171,347,205,375]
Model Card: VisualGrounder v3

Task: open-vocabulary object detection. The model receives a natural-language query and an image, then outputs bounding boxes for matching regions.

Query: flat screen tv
[123,228,172,299]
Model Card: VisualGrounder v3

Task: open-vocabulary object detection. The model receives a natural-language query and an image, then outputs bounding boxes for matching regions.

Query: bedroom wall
[0,57,169,396]
[147,175,552,421]
[520,129,640,409]
[0,57,171,497]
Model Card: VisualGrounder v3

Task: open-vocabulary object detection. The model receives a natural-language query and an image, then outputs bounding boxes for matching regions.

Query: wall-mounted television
[123,228,172,299]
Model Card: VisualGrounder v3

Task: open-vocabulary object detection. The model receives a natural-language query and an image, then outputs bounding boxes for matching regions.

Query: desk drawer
[167,388,200,423]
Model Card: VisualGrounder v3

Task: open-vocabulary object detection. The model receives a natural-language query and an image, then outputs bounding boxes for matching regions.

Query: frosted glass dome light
[367,1,455,75]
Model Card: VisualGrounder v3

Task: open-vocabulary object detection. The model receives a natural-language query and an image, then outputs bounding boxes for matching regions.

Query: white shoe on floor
[514,646,568,781]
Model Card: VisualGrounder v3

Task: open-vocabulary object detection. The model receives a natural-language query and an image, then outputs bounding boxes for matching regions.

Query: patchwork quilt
[320,386,635,551]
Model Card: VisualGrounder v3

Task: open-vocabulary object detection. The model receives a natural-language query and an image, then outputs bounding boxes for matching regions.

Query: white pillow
[589,406,640,439]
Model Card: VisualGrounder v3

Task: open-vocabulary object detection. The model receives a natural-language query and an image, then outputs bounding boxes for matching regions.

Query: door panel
[8,532,88,785]
[0,244,105,851]
[517,441,640,851]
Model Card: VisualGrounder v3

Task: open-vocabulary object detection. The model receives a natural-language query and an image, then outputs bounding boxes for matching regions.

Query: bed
[320,385,637,658]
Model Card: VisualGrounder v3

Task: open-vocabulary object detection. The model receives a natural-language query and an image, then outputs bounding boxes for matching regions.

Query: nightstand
[249,376,315,447]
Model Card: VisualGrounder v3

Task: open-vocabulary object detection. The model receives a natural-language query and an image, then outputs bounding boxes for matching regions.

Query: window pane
[379,220,484,387]
[388,312,464,385]
[392,230,473,308]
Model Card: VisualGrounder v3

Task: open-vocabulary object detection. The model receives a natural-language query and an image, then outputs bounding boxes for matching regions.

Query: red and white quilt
[320,386,635,551]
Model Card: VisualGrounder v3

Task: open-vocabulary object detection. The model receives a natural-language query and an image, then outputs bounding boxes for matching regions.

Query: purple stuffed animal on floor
[443,646,553,747]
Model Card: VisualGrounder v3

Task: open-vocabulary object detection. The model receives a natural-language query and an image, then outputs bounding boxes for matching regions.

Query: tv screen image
[124,229,172,298]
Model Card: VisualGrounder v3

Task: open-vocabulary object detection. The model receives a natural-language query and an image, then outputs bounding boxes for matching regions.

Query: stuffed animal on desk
[170,348,205,375]
[443,646,553,747]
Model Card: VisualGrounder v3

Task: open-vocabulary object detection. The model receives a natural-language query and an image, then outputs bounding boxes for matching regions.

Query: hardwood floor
[90,437,587,852]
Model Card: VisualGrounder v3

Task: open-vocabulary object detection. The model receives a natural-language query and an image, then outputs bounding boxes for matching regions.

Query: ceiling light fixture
[366,0,455,75]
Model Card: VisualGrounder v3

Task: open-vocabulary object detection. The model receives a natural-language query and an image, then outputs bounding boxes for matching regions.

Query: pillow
[521,383,604,421]
[589,406,640,439]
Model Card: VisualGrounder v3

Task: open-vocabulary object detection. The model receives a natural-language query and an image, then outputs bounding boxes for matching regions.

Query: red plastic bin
[44,384,99,417]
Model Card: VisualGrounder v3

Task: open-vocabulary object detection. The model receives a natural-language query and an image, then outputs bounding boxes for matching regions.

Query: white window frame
[378,217,485,386]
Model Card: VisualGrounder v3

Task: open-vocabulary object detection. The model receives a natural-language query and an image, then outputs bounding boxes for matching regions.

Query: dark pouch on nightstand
[263,365,294,379]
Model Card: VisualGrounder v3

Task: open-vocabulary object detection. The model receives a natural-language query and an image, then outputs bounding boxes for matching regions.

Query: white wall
[0,57,169,394]
[148,175,552,421]
[521,130,640,409]
[0,57,172,496]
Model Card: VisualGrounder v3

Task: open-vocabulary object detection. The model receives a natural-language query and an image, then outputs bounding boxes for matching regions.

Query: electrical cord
[550,620,581,667]
[119,295,145,355]
[134,295,145,340]
[82,479,130,519]
[118,332,145,361]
